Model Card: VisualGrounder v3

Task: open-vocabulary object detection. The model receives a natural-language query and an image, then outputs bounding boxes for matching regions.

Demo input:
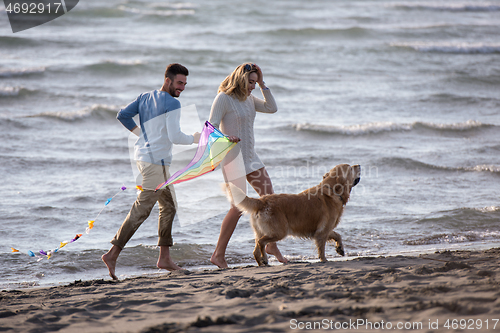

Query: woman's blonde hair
[218,63,260,101]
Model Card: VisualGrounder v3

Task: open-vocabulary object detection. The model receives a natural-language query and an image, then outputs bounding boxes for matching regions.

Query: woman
[209,63,288,268]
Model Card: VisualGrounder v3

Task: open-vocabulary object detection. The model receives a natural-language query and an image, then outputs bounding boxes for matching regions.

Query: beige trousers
[111,161,177,248]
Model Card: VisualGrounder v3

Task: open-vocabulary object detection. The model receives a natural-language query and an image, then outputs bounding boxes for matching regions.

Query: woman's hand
[227,136,241,143]
[253,64,266,88]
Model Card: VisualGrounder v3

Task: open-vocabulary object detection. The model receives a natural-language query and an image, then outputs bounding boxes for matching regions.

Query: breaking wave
[118,5,195,17]
[25,104,120,122]
[379,157,500,175]
[391,42,500,54]
[293,120,493,136]
[0,66,46,77]
[0,86,33,97]
[391,2,500,12]
[404,231,500,245]
[83,59,147,74]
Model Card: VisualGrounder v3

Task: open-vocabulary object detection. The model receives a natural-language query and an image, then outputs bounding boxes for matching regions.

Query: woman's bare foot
[265,243,288,264]
[210,253,228,269]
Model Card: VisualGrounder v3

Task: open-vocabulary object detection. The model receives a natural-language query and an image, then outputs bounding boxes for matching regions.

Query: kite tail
[222,183,265,214]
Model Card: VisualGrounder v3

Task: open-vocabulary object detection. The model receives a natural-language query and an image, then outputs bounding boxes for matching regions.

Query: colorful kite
[155,121,237,191]
[11,186,127,261]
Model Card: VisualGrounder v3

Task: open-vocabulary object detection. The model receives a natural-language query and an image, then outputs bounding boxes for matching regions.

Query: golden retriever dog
[226,164,360,266]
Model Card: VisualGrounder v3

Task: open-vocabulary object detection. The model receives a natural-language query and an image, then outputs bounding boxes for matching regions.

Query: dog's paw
[336,246,345,256]
[258,259,269,266]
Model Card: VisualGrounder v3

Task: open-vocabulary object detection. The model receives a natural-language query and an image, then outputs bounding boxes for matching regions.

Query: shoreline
[1,247,500,332]
[4,240,500,291]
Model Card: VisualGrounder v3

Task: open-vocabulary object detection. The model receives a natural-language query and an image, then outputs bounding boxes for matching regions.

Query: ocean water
[1,0,499,289]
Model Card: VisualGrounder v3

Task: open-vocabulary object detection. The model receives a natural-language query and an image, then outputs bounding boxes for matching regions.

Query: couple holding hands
[102,63,287,280]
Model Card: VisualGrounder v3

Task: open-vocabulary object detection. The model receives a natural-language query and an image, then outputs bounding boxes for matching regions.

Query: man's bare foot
[102,253,118,280]
[157,257,183,271]
[210,253,228,269]
[157,246,183,271]
[102,245,121,280]
[265,243,288,264]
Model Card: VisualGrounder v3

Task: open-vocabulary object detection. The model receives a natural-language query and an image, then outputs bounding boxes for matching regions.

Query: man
[102,63,200,280]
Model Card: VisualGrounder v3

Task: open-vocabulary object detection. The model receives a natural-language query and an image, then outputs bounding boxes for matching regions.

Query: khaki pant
[111,161,177,248]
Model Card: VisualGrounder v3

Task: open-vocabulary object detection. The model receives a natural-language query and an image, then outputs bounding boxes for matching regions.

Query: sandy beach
[1,248,499,332]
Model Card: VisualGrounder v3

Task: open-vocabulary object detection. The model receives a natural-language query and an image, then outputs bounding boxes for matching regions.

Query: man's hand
[131,126,141,137]
[193,132,201,144]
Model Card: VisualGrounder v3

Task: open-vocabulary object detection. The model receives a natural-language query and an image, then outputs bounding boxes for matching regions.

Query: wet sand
[1,248,500,332]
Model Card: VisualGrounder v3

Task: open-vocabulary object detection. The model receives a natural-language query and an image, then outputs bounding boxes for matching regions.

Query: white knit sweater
[208,88,278,175]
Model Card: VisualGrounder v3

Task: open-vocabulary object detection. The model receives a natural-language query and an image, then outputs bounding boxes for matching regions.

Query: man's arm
[117,96,141,135]
[165,108,196,145]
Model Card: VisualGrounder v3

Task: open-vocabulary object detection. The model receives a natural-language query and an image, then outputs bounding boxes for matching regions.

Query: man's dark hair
[165,63,189,81]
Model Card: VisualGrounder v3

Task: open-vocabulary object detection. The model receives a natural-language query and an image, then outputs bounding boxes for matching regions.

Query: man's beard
[169,85,179,97]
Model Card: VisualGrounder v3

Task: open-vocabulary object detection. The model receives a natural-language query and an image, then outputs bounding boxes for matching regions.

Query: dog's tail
[221,182,265,214]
